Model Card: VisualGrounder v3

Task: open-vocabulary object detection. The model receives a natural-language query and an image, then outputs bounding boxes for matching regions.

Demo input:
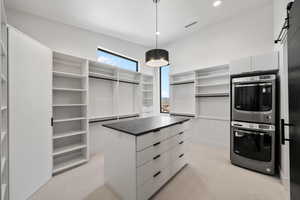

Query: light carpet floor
[29,144,288,200]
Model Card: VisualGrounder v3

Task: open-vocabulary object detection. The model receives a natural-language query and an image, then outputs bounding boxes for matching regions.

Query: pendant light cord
[155,0,158,49]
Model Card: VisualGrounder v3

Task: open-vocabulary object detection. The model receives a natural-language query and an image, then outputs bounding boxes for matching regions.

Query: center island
[102,116,191,200]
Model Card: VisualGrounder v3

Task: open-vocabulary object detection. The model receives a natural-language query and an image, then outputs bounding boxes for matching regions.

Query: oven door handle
[281,119,292,145]
[234,83,259,87]
[234,83,272,87]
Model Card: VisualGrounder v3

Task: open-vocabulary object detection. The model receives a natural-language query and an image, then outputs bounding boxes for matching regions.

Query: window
[160,66,170,113]
[97,48,138,72]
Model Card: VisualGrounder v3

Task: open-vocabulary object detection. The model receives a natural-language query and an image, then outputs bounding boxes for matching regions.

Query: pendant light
[145,0,169,67]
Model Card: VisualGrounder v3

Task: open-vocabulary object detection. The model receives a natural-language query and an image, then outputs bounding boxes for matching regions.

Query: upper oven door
[234,83,273,112]
[232,75,276,124]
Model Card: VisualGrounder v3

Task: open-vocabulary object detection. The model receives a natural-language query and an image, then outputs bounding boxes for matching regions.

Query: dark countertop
[102,116,190,136]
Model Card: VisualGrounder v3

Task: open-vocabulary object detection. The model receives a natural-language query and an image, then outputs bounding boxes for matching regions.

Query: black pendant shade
[145,49,169,67]
[145,0,170,67]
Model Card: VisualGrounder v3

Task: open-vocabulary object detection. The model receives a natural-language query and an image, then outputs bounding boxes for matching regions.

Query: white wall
[165,3,274,74]
[6,8,153,75]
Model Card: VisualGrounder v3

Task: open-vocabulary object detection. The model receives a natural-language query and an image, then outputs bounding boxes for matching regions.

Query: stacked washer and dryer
[230,73,278,175]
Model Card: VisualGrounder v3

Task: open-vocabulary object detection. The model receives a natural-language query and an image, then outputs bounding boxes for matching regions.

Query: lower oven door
[233,129,272,162]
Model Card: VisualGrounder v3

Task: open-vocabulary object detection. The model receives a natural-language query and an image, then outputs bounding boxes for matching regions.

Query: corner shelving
[141,74,154,116]
[53,157,87,174]
[195,65,230,121]
[169,71,196,117]
[0,1,8,199]
[52,52,89,175]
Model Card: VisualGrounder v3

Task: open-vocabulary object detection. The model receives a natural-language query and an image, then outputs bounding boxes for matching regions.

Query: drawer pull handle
[153,129,160,132]
[153,154,161,160]
[179,141,184,145]
[153,142,161,146]
[153,171,161,178]
[178,132,184,135]
[179,153,184,158]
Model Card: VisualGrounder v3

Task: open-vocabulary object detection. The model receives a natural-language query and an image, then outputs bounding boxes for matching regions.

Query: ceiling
[6,0,272,47]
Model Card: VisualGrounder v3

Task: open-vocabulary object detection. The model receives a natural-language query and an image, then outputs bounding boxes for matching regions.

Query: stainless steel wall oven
[232,74,276,124]
[231,121,275,175]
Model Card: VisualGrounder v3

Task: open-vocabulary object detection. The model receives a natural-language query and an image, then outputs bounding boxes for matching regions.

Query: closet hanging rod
[89,75,117,82]
[119,80,140,85]
[274,2,293,44]
[89,75,139,85]
[170,81,195,86]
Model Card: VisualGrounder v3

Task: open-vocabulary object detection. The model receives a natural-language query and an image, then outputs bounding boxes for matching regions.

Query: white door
[9,27,52,200]
[279,38,291,196]
[229,57,252,75]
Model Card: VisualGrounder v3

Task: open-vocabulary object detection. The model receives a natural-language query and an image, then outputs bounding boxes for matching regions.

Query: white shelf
[53,58,82,68]
[53,88,87,92]
[142,90,153,92]
[1,131,6,144]
[1,184,6,200]
[196,72,229,80]
[53,71,86,79]
[170,80,194,85]
[197,115,229,121]
[53,130,86,139]
[89,72,117,80]
[196,82,229,87]
[53,157,87,174]
[53,104,87,107]
[143,98,153,100]
[1,157,5,174]
[53,117,87,123]
[53,144,87,156]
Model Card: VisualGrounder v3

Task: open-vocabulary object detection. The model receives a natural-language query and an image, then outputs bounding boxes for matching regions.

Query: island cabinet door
[103,128,137,200]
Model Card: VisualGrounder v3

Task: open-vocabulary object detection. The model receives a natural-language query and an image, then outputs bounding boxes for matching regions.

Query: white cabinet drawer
[137,142,187,186]
[171,153,187,176]
[137,132,188,167]
[137,167,171,200]
[137,127,172,151]
[137,148,172,186]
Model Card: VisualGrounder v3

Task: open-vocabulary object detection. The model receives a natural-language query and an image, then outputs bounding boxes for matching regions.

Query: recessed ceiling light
[213,0,222,7]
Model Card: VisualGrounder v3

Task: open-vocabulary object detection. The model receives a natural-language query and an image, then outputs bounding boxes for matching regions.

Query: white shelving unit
[195,65,230,121]
[52,52,89,175]
[88,60,141,123]
[0,1,8,199]
[141,74,154,116]
[169,71,196,117]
